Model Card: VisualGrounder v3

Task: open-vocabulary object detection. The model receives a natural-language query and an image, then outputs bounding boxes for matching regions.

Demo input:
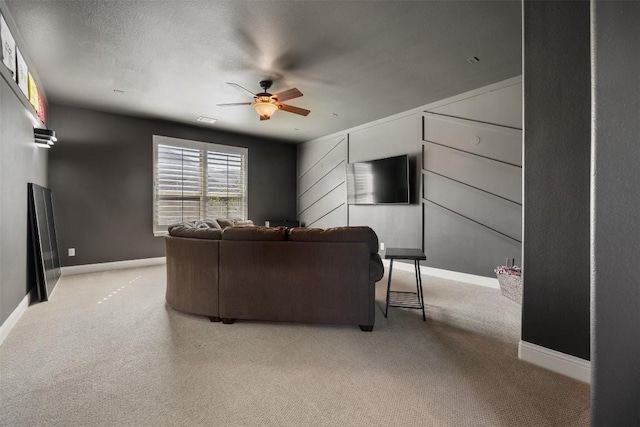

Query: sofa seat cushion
[289,226,379,254]
[222,226,288,241]
[168,221,223,240]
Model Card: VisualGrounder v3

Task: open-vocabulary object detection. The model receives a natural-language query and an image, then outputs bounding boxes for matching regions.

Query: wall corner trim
[0,293,30,347]
[61,257,166,276]
[519,340,591,383]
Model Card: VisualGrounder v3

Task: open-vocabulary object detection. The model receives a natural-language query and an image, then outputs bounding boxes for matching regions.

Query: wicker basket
[496,272,522,304]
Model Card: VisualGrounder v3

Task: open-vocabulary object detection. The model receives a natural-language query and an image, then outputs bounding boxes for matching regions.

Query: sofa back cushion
[222,226,288,241]
[289,226,379,254]
[168,223,223,240]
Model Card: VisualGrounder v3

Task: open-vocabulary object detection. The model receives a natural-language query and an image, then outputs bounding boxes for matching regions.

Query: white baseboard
[0,293,30,346]
[519,341,591,383]
[384,259,499,289]
[61,257,166,276]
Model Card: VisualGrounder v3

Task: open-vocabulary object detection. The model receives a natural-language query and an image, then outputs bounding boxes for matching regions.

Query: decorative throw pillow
[215,218,254,228]
[174,220,220,229]
[215,218,235,228]
[232,220,255,227]
[203,219,221,229]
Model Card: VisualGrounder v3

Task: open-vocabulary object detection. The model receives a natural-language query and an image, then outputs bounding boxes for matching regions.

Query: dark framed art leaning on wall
[28,183,61,301]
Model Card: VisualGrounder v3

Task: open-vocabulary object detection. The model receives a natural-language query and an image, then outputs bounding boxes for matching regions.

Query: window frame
[152,135,248,236]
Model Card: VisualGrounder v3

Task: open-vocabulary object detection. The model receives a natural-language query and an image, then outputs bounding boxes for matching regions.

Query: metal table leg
[415,260,426,321]
[384,258,394,318]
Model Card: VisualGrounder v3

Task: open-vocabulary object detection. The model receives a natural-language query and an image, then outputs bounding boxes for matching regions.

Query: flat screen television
[347,154,410,205]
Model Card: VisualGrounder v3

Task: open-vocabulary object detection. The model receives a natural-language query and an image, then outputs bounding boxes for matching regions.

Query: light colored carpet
[0,264,590,427]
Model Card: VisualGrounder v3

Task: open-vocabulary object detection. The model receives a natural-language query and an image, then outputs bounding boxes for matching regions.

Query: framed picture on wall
[16,46,28,96]
[28,71,38,108]
[1,14,16,76]
[28,183,61,301]
[36,87,45,123]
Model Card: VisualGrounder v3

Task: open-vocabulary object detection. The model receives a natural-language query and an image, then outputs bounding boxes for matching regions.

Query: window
[153,135,248,236]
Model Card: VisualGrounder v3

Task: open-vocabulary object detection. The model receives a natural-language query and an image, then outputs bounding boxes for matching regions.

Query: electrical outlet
[68,248,75,257]
[380,242,385,251]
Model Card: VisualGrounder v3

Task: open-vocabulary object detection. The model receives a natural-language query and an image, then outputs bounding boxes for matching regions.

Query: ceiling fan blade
[227,82,257,98]
[260,115,270,121]
[276,88,303,102]
[216,102,253,107]
[279,103,310,116]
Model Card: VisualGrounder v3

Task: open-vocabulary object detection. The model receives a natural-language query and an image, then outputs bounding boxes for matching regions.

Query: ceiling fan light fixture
[252,101,279,119]
[219,81,309,121]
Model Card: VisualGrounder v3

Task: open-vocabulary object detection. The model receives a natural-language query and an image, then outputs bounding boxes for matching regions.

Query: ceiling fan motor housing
[259,80,273,94]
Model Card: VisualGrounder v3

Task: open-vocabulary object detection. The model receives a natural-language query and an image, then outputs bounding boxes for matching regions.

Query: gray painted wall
[296,112,422,251]
[522,1,591,361]
[298,78,522,278]
[348,114,422,250]
[0,76,48,325]
[297,134,348,228]
[49,104,297,267]
[297,112,422,250]
[591,1,640,425]
[423,82,522,277]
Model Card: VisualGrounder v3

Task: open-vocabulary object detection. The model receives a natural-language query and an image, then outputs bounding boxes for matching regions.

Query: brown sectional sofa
[165,224,384,331]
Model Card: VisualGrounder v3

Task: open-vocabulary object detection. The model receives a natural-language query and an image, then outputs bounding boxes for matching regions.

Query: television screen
[347,154,410,204]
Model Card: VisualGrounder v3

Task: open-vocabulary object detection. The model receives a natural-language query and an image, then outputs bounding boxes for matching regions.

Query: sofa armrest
[165,236,220,317]
[370,253,384,282]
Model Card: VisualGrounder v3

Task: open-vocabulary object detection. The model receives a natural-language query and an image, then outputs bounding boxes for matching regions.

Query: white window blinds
[153,136,248,235]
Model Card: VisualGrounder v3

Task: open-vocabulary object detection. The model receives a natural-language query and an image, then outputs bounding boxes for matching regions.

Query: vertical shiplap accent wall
[422,81,522,277]
[297,134,348,228]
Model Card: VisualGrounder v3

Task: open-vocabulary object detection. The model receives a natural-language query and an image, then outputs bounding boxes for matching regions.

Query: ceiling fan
[217,80,310,121]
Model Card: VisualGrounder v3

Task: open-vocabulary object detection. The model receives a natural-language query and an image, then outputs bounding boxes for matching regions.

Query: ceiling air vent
[196,116,217,124]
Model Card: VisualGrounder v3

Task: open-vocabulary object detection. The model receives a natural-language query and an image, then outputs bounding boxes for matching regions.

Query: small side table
[384,248,427,321]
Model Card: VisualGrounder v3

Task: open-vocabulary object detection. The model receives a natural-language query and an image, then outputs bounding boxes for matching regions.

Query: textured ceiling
[6,1,521,143]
